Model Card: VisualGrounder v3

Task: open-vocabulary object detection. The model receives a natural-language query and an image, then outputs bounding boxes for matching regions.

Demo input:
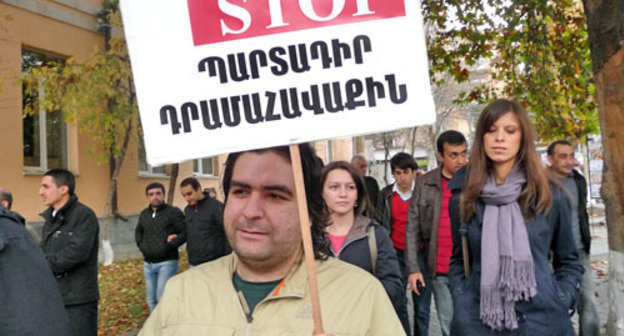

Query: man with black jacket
[179,177,231,267]
[39,169,99,336]
[547,140,599,336]
[135,182,186,311]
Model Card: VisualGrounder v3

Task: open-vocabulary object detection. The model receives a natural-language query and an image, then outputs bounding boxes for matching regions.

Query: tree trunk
[596,47,624,336]
[167,163,179,204]
[582,1,624,334]
[580,136,591,187]
[102,119,133,220]
[430,125,436,153]
[410,127,418,156]
[100,118,133,266]
[98,5,119,266]
[109,156,119,214]
[428,125,439,170]
[382,133,391,185]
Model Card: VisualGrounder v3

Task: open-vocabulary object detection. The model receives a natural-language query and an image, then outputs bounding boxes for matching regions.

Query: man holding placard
[121,0,436,333]
[138,144,405,336]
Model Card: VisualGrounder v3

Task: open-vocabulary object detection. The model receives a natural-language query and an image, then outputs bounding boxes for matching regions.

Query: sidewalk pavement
[583,221,610,335]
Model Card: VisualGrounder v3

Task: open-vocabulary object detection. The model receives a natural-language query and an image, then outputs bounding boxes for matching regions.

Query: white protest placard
[120,0,436,165]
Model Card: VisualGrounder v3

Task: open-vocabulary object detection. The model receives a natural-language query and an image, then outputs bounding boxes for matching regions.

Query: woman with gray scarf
[447,99,583,336]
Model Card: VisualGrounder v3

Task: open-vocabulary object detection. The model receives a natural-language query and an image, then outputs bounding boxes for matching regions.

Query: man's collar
[196,191,208,204]
[392,180,415,194]
[440,166,453,180]
[548,165,574,179]
[392,180,415,202]
[228,251,307,299]
[149,202,167,212]
[52,194,72,212]
[52,194,77,216]
[555,171,574,180]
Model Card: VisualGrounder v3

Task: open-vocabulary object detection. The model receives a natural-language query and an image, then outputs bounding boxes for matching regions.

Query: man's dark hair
[0,188,13,210]
[145,182,165,195]
[180,177,201,190]
[44,169,75,195]
[390,152,418,172]
[222,143,330,259]
[547,140,573,156]
[437,130,467,155]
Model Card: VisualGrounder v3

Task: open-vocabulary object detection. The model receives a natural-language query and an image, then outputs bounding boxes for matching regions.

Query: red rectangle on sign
[187,0,406,46]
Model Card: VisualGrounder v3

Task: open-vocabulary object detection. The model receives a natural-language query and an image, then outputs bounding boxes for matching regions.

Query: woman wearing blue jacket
[448,99,583,335]
[320,161,410,336]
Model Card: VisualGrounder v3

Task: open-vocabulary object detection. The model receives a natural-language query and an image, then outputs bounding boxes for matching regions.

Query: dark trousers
[412,254,432,336]
[394,248,413,336]
[66,301,98,336]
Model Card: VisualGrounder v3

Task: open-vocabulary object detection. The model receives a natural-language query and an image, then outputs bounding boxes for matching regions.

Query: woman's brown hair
[320,161,373,219]
[460,99,553,221]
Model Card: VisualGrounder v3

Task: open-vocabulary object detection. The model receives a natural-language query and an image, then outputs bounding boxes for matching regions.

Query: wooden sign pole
[289,144,324,334]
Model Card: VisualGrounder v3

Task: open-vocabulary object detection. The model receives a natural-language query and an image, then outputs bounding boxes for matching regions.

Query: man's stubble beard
[227,226,302,275]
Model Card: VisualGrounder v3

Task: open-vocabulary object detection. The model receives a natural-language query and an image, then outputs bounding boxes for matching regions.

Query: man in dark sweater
[179,177,231,267]
[135,182,185,311]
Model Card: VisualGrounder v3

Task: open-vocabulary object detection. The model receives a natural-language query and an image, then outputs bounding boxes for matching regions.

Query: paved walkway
[584,223,610,335]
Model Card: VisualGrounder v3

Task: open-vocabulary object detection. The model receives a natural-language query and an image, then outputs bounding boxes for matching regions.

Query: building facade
[0,0,357,230]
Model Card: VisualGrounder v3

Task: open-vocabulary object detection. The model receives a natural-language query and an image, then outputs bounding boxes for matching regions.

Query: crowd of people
[0,98,598,336]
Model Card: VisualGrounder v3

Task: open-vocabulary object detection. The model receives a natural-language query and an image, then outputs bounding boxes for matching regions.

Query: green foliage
[423,0,599,142]
[21,8,135,163]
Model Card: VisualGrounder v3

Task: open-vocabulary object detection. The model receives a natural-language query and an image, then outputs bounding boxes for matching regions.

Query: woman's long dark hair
[222,143,331,259]
[460,99,553,221]
[320,161,373,222]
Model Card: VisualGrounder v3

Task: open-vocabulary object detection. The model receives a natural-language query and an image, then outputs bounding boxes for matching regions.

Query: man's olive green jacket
[139,253,405,336]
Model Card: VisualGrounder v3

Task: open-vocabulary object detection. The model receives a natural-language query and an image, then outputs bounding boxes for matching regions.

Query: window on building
[194,157,214,176]
[138,136,167,176]
[22,49,68,172]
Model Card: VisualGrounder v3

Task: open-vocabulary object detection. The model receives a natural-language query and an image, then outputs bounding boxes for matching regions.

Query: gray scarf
[479,166,537,330]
